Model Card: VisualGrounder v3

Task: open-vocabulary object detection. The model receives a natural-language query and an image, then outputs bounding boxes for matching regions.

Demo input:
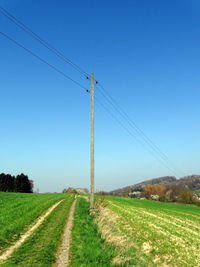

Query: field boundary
[0,200,63,263]
[55,199,77,267]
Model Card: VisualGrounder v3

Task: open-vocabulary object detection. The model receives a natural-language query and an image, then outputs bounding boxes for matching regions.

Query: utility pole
[90,73,95,210]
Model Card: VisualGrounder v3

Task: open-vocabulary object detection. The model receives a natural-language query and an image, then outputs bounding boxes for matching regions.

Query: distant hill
[168,175,200,191]
[110,175,200,195]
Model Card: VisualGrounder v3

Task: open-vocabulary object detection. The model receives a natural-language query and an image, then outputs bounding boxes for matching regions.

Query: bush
[178,190,195,204]
[144,184,167,200]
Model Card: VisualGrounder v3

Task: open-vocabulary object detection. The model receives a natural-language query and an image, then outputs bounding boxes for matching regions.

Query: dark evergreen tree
[0,173,15,192]
[5,174,15,192]
[15,173,33,193]
[0,173,6,191]
[0,173,33,193]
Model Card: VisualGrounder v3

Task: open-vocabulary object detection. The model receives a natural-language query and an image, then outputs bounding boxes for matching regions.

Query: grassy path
[1,196,74,267]
[69,198,118,267]
[55,199,77,267]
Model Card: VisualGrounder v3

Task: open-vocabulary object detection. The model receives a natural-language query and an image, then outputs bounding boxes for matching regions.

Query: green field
[95,196,200,266]
[3,197,74,267]
[69,197,117,267]
[0,193,200,266]
[0,192,70,253]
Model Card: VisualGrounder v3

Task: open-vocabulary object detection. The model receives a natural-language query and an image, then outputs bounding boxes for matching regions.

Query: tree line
[143,184,199,205]
[0,173,33,193]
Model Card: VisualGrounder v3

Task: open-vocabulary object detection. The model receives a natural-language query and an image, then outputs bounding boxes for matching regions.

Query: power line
[96,83,183,177]
[1,27,182,176]
[0,31,88,91]
[0,6,89,78]
[0,7,183,176]
[95,96,180,177]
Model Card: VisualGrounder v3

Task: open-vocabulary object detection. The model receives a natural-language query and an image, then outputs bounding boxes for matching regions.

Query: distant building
[75,188,89,194]
[150,194,159,201]
[194,194,200,201]
[128,191,142,198]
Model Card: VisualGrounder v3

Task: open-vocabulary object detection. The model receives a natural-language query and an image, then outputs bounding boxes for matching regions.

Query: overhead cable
[0,31,88,91]
[97,83,183,177]
[95,96,180,177]
[0,7,183,176]
[0,6,89,77]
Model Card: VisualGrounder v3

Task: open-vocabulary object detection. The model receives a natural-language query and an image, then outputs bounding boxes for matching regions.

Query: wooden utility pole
[90,73,95,210]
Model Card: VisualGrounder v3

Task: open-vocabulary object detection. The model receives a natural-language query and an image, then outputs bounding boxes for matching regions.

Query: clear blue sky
[0,0,199,192]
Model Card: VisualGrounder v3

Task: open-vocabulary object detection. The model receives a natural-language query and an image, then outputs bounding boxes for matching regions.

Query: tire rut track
[0,200,63,263]
[55,199,77,267]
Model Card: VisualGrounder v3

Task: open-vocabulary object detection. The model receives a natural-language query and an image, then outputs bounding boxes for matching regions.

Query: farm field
[3,197,74,266]
[0,192,71,253]
[0,193,200,266]
[95,196,200,266]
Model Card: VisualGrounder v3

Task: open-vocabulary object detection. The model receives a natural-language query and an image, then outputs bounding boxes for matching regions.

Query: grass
[0,192,69,253]
[1,195,74,267]
[100,196,200,266]
[69,198,119,267]
[1,193,199,266]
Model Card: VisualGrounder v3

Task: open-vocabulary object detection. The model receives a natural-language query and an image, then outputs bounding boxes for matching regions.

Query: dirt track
[55,199,77,267]
[0,200,63,263]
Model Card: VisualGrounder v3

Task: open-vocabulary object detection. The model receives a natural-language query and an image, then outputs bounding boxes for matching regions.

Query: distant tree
[0,173,15,192]
[144,184,167,200]
[62,187,77,194]
[178,190,195,204]
[0,173,7,191]
[165,186,181,202]
[5,174,15,192]
[15,173,33,193]
[0,173,33,193]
